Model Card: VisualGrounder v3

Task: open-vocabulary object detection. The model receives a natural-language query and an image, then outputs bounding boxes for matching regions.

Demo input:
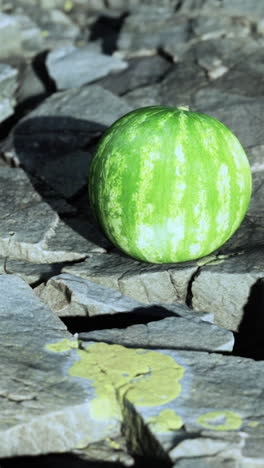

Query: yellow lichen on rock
[197,410,242,431]
[147,409,183,432]
[46,340,185,422]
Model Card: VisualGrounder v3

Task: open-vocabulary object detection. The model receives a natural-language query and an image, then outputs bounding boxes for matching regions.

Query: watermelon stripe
[89,106,252,264]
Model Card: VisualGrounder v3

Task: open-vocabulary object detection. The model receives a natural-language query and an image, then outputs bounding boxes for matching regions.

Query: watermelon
[88,106,252,264]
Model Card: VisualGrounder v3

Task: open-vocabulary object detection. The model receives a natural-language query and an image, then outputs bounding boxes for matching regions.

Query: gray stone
[173,456,237,467]
[191,249,264,330]
[35,8,80,49]
[0,13,22,58]
[192,15,250,41]
[117,6,189,57]
[0,257,59,285]
[221,0,264,19]
[124,348,264,464]
[46,45,128,90]
[35,272,144,317]
[96,55,171,96]
[124,83,163,109]
[62,252,198,305]
[194,94,264,152]
[0,274,125,458]
[160,60,208,107]
[0,168,108,263]
[0,63,18,123]
[12,12,43,54]
[80,314,234,352]
[2,85,132,198]
[16,62,46,103]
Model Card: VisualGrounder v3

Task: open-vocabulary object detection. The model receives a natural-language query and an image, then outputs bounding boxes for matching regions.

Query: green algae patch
[46,340,185,422]
[45,338,79,353]
[147,409,183,433]
[197,410,242,431]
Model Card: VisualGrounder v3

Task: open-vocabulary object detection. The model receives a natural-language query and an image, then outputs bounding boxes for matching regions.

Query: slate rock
[0,13,22,58]
[96,55,171,96]
[124,348,264,464]
[117,6,190,57]
[2,85,132,198]
[35,271,215,323]
[160,59,208,107]
[46,45,127,90]
[0,274,126,459]
[62,251,198,305]
[124,83,163,109]
[35,272,144,317]
[47,338,264,466]
[80,314,234,352]
[0,63,18,123]
[194,94,264,151]
[34,8,80,49]
[0,168,108,263]
[192,14,250,41]
[191,249,264,330]
[16,61,47,104]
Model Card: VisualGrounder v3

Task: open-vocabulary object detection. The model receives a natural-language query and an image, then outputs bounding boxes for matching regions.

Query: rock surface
[0,1,263,467]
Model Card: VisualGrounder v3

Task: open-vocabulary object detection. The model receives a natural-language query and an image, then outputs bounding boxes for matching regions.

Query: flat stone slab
[0,274,123,458]
[80,315,234,352]
[46,45,127,89]
[191,248,264,330]
[41,338,264,466]
[0,63,18,123]
[0,168,108,263]
[2,85,132,198]
[62,252,198,305]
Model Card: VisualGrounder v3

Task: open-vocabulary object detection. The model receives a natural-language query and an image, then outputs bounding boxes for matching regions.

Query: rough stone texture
[1,85,132,198]
[0,274,127,462]
[46,45,128,90]
[96,55,171,96]
[0,63,18,123]
[0,168,109,263]
[0,1,264,466]
[80,315,234,352]
[61,252,198,305]
[191,249,264,331]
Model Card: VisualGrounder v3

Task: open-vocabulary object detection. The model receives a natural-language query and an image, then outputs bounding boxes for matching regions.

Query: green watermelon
[88,106,252,263]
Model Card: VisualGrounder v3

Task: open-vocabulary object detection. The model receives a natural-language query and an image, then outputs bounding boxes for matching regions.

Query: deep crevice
[89,12,129,55]
[185,267,201,308]
[232,278,264,361]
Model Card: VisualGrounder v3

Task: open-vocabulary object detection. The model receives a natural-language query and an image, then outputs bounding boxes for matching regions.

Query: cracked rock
[79,314,234,352]
[62,252,198,305]
[35,272,145,317]
[191,249,264,330]
[0,274,126,460]
[0,168,108,263]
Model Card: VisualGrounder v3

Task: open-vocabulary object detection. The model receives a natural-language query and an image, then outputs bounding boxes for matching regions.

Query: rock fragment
[0,63,18,123]
[191,249,264,330]
[46,45,127,89]
[0,168,108,263]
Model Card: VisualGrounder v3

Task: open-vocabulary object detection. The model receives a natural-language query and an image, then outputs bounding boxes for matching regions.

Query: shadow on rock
[0,453,129,468]
[233,278,264,360]
[11,115,110,252]
[89,12,129,55]
[62,305,177,334]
